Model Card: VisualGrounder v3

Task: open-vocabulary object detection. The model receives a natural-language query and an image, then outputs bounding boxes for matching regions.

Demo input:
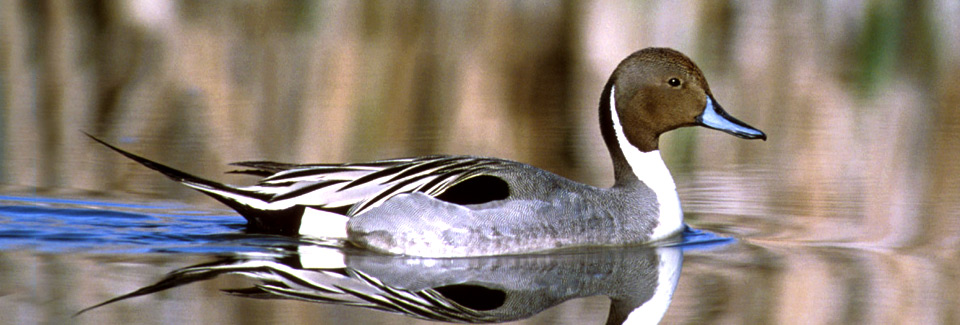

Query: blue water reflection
[0,194,282,254]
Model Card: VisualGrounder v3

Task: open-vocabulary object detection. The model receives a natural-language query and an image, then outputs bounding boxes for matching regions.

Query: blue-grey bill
[697,97,767,140]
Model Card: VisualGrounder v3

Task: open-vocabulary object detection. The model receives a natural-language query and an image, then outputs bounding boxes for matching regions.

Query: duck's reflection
[79,230,730,324]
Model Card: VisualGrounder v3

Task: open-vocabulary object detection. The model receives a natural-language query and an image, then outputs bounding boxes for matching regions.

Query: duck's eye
[668,78,682,87]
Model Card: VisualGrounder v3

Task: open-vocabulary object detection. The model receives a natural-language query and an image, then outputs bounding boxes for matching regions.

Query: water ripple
[0,194,270,253]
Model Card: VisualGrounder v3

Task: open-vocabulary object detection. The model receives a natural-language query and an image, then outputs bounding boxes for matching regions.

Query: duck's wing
[240,155,512,216]
[88,134,514,234]
[227,158,420,176]
[227,161,319,176]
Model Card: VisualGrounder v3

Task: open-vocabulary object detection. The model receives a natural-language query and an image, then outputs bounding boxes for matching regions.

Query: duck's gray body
[91,47,766,257]
[348,159,659,256]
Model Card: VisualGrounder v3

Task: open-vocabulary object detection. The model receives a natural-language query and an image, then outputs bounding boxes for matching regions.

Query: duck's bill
[696,97,767,140]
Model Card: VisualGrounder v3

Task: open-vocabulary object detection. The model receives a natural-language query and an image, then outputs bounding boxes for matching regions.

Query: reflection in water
[0,193,248,253]
[76,230,728,324]
[3,191,959,323]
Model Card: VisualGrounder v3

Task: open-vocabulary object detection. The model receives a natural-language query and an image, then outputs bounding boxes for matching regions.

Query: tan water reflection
[670,241,958,324]
[2,1,960,324]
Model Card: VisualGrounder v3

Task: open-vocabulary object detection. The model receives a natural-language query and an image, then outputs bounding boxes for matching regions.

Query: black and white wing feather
[88,134,512,235]
[235,155,511,216]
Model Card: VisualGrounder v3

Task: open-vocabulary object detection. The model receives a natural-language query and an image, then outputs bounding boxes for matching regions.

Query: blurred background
[2,0,960,323]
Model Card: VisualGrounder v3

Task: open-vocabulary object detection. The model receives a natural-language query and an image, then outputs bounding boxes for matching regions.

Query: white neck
[609,86,683,240]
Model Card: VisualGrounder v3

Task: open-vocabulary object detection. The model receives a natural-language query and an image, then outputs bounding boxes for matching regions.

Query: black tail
[86,133,304,234]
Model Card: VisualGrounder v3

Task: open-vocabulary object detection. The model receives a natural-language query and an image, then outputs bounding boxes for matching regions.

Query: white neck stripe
[609,86,683,240]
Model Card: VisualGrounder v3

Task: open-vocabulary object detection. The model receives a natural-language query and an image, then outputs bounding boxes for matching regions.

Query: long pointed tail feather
[85,133,248,196]
[85,133,303,234]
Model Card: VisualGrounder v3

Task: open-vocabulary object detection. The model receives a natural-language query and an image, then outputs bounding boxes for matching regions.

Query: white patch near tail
[609,86,683,240]
[299,208,349,239]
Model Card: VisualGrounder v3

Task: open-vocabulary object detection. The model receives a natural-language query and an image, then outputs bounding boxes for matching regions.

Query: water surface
[1,185,956,324]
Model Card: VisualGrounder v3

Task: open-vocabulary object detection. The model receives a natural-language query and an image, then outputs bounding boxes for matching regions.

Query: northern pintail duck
[91,47,765,257]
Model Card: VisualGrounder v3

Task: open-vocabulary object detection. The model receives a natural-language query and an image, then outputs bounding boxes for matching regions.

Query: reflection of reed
[924,66,960,249]
[3,0,960,323]
[670,243,956,324]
